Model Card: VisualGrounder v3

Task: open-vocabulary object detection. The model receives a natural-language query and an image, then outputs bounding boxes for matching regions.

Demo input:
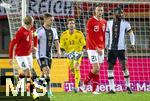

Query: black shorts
[37,58,52,70]
[107,50,126,65]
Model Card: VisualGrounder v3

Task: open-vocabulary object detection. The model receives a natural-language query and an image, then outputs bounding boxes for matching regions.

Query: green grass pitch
[1,92,149,101]
[52,92,150,101]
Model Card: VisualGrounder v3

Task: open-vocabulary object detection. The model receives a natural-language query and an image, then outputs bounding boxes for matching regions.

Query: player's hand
[9,59,13,65]
[96,47,102,55]
[130,45,135,52]
[56,51,61,58]
[32,47,37,53]
[104,48,108,56]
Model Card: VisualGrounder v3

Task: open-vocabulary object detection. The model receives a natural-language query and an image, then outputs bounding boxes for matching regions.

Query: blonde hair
[23,15,34,25]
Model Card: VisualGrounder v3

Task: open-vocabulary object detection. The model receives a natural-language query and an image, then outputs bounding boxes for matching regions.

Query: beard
[116,15,123,21]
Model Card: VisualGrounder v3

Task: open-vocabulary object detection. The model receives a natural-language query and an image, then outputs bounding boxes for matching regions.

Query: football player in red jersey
[9,16,39,100]
[80,5,107,94]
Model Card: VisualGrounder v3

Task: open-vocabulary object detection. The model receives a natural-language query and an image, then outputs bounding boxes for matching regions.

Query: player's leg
[26,55,39,99]
[38,58,53,98]
[84,50,98,84]
[82,50,100,94]
[91,49,104,94]
[28,55,37,83]
[45,59,53,98]
[16,56,39,100]
[16,56,31,86]
[68,59,75,75]
[73,58,82,93]
[67,59,78,93]
[118,50,132,94]
[107,50,116,94]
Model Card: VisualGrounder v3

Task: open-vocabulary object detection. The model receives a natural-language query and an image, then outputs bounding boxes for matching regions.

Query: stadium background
[0,0,150,94]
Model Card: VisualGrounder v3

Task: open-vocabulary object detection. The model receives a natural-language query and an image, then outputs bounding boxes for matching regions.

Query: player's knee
[25,73,31,78]
[42,66,49,75]
[19,73,25,78]
[122,64,126,70]
[43,70,49,77]
[24,70,31,78]
[108,63,114,70]
[123,68,129,76]
[95,69,99,74]
[92,68,99,74]
[74,67,80,71]
[74,62,79,68]
[120,60,126,70]
[71,68,75,74]
[122,67,126,71]
[46,72,50,77]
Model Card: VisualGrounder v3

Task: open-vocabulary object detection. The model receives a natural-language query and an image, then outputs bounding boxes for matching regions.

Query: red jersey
[9,26,37,58]
[86,16,107,50]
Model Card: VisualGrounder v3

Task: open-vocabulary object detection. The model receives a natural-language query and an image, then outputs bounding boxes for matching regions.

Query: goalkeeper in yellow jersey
[60,18,86,93]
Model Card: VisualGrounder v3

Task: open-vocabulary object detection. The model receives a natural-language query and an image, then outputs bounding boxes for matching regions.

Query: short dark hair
[114,8,123,14]
[67,18,75,24]
[43,13,52,19]
[95,3,104,8]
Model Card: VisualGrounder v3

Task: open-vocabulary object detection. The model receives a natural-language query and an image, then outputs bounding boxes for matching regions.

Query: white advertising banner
[0,0,74,16]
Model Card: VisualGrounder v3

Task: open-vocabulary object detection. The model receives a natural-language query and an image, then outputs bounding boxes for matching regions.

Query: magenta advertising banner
[64,58,150,92]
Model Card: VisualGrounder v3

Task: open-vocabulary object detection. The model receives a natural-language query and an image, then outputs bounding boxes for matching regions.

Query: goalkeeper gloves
[65,52,82,60]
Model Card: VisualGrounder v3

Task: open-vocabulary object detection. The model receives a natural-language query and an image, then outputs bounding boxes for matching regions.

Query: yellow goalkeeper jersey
[60,29,86,53]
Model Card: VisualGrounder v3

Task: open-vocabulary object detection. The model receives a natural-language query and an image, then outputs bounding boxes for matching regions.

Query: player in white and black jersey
[105,8,135,94]
[35,13,61,98]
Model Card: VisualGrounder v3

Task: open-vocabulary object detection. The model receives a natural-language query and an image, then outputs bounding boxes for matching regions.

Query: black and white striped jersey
[36,26,58,59]
[106,19,135,50]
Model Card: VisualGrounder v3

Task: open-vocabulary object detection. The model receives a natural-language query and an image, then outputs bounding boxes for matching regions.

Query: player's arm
[60,32,67,51]
[126,22,135,50]
[54,29,61,57]
[105,21,109,49]
[79,31,86,47]
[33,31,38,52]
[103,20,107,48]
[55,39,61,57]
[9,29,22,59]
[128,29,135,46]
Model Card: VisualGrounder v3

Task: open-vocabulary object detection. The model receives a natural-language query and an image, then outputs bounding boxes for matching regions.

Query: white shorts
[15,54,33,70]
[87,49,104,64]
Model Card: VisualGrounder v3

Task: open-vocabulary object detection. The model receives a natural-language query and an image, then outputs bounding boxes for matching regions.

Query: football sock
[92,74,99,92]
[123,69,130,87]
[84,71,95,85]
[75,69,80,88]
[45,77,50,90]
[108,70,115,91]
